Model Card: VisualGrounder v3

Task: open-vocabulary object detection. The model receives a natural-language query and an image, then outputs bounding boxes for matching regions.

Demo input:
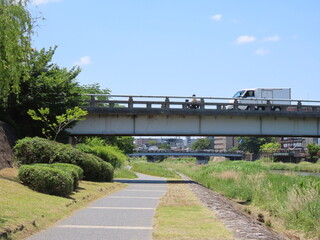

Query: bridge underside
[68,113,320,137]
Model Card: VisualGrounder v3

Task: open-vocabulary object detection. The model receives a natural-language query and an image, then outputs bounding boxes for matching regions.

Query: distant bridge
[128,150,245,163]
[67,94,320,137]
[128,150,244,158]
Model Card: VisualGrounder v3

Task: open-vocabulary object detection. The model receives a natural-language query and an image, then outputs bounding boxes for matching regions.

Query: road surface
[28,173,167,240]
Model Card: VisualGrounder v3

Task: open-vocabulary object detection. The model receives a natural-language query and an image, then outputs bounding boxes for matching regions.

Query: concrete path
[28,173,167,240]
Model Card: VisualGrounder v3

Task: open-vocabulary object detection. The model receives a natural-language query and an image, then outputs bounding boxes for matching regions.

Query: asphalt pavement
[27,173,168,240]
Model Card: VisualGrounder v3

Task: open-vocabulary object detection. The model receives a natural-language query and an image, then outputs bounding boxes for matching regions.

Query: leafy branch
[27,107,88,141]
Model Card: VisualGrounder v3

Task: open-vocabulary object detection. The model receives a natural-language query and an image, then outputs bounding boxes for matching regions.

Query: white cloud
[255,48,269,56]
[33,0,61,5]
[235,35,256,44]
[264,35,280,42]
[211,14,222,21]
[74,56,92,66]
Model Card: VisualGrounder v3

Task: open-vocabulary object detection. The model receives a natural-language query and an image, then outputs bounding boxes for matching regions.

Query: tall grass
[168,161,320,238]
[262,161,320,173]
[131,162,180,179]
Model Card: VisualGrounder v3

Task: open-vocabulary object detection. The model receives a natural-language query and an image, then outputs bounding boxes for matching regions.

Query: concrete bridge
[67,95,320,137]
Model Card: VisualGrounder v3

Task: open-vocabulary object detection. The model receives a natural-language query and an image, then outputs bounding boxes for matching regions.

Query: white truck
[229,88,291,110]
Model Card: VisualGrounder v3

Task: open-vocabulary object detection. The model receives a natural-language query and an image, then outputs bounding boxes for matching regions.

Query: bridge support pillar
[196,156,209,164]
[146,155,155,163]
[68,136,77,146]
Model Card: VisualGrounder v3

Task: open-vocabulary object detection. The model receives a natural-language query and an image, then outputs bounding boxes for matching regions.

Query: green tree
[260,142,281,150]
[237,137,276,154]
[0,0,34,99]
[159,143,171,150]
[147,140,158,146]
[191,138,211,150]
[28,107,87,141]
[306,143,320,159]
[2,47,82,137]
[80,83,110,95]
[79,83,111,107]
[103,136,135,154]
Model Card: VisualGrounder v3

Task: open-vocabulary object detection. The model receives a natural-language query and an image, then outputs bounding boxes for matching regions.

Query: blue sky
[30,0,320,100]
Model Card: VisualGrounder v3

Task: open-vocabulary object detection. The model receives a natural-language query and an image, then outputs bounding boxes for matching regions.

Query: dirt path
[181,174,288,240]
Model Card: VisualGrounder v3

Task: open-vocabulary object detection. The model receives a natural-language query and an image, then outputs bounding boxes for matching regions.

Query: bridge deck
[83,94,320,118]
[67,95,320,137]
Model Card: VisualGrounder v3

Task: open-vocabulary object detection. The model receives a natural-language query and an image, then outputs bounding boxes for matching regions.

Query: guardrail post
[297,101,302,112]
[266,100,271,111]
[233,99,238,111]
[200,98,205,109]
[128,97,133,108]
[165,97,170,108]
[90,95,96,108]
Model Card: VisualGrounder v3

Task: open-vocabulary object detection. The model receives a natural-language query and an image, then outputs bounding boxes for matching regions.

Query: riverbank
[164,160,320,240]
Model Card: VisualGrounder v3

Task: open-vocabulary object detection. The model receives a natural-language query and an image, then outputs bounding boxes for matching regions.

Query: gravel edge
[180,174,288,240]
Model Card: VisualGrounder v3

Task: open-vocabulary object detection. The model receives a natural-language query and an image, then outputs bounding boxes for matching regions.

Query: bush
[53,163,84,180]
[18,165,73,197]
[33,163,83,190]
[14,137,113,182]
[97,161,114,182]
[77,142,126,168]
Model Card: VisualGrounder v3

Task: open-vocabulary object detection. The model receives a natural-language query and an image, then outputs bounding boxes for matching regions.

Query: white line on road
[57,225,152,230]
[123,189,166,192]
[108,196,159,199]
[88,207,155,210]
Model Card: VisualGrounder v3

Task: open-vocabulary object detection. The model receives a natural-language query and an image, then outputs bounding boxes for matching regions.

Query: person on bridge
[190,94,199,109]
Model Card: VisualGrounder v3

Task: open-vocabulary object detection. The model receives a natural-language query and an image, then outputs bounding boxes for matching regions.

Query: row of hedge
[14,137,113,182]
[18,163,83,197]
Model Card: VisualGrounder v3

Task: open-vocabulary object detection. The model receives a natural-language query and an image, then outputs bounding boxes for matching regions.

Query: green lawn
[0,168,125,240]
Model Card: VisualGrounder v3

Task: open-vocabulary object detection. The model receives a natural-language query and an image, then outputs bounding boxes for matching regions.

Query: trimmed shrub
[33,163,83,190]
[18,165,73,197]
[98,161,114,182]
[53,163,84,180]
[14,137,113,182]
[77,144,126,168]
[14,137,58,164]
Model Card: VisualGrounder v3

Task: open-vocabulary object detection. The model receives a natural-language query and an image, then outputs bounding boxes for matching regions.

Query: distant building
[214,136,238,151]
[279,137,318,150]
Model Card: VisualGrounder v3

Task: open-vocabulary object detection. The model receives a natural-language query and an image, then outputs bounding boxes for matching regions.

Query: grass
[153,181,234,240]
[0,168,125,240]
[166,160,320,240]
[262,161,320,173]
[114,167,138,179]
[130,161,180,178]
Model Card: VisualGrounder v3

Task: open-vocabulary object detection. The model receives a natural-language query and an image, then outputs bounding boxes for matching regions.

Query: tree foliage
[79,83,111,107]
[103,136,135,154]
[2,47,82,137]
[306,143,320,159]
[191,137,211,150]
[260,142,281,150]
[159,143,171,150]
[0,0,34,98]
[237,137,276,154]
[28,107,87,141]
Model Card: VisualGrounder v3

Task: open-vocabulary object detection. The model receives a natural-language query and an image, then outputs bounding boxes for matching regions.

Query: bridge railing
[83,94,320,113]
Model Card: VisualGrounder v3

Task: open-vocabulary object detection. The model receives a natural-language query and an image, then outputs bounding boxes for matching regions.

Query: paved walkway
[28,173,167,240]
